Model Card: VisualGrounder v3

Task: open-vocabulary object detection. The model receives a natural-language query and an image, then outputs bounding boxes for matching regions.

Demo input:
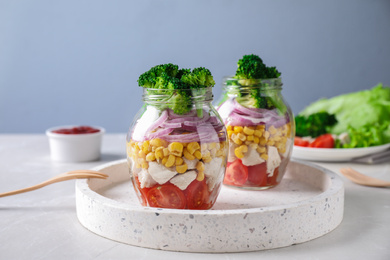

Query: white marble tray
[75,159,344,253]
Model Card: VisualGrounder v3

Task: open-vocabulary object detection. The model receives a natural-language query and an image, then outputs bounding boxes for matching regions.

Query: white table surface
[1,134,389,260]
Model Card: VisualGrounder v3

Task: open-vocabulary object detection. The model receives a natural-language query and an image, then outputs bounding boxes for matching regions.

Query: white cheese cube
[170,170,197,190]
[267,146,281,177]
[138,169,157,188]
[148,162,177,185]
[241,145,265,166]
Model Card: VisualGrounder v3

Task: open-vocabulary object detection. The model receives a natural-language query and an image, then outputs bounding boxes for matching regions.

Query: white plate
[292,143,390,162]
[76,159,344,253]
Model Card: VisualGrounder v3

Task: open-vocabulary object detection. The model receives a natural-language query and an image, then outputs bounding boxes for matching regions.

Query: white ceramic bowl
[46,125,105,162]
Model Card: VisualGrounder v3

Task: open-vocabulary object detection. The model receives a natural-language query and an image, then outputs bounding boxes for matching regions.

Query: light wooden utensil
[0,170,108,198]
[340,167,390,187]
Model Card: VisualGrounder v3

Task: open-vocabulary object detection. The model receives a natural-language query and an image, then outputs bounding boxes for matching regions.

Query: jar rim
[222,77,283,90]
[142,86,214,102]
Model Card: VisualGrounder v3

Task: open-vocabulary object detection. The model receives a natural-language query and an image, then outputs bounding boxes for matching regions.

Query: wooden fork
[0,170,108,198]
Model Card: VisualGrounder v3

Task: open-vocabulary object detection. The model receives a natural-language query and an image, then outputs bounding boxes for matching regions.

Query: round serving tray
[75,159,344,253]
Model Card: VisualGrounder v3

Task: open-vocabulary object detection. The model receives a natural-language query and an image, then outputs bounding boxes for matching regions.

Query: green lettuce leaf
[299,83,390,147]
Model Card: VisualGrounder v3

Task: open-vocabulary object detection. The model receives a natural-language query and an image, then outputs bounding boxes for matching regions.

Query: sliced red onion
[162,121,182,128]
[146,110,168,133]
[146,127,174,139]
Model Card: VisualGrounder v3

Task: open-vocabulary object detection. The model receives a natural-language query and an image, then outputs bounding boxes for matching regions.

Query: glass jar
[127,87,228,209]
[216,77,294,190]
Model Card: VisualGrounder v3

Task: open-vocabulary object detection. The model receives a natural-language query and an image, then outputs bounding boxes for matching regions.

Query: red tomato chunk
[52,126,100,134]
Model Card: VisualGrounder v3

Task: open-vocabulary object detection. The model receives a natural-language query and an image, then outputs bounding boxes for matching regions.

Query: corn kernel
[183,148,195,160]
[231,133,243,145]
[247,135,254,141]
[234,126,243,133]
[257,146,266,154]
[263,131,270,140]
[196,161,205,172]
[237,133,246,142]
[254,130,263,137]
[194,150,202,160]
[234,145,248,159]
[138,150,146,159]
[227,130,234,138]
[135,163,141,168]
[261,153,269,160]
[146,152,156,161]
[259,137,267,146]
[226,125,233,131]
[150,138,164,147]
[162,156,168,165]
[256,125,265,130]
[187,142,200,154]
[163,148,169,157]
[201,143,208,151]
[267,140,275,146]
[155,147,164,160]
[168,142,184,156]
[279,147,286,154]
[253,136,260,144]
[165,154,176,168]
[196,171,205,181]
[203,157,212,163]
[141,161,149,169]
[142,141,150,153]
[243,126,255,135]
[269,125,277,135]
[202,150,211,160]
[175,156,183,166]
[176,163,188,174]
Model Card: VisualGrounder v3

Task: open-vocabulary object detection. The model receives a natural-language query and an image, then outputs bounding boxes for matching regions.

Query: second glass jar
[216,77,294,190]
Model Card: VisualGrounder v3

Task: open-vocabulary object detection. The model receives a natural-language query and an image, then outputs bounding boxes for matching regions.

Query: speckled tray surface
[76,159,344,253]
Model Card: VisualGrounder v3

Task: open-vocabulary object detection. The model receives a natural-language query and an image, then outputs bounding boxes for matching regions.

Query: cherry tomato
[185,180,210,210]
[146,183,186,209]
[224,159,248,186]
[309,134,334,148]
[247,162,268,186]
[294,137,310,147]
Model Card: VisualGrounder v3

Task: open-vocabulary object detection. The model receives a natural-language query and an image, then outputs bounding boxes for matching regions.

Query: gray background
[1,0,389,133]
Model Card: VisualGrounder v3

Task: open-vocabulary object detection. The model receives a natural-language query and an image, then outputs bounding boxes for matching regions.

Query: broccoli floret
[231,54,281,109]
[295,112,338,137]
[181,67,215,117]
[138,64,214,116]
[138,63,179,88]
[181,67,215,88]
[168,90,192,115]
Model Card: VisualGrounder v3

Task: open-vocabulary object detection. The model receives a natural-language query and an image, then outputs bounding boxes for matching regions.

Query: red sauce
[52,126,100,134]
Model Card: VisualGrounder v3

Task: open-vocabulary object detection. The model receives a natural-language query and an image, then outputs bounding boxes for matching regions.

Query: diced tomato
[185,180,210,210]
[224,159,248,186]
[146,183,186,209]
[294,137,310,147]
[309,134,334,148]
[247,162,268,186]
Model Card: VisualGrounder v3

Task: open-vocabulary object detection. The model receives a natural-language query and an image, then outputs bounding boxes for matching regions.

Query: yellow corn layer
[227,123,290,158]
[127,139,227,177]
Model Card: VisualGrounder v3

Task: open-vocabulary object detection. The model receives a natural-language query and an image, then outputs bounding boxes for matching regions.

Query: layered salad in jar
[127,64,228,209]
[216,55,294,189]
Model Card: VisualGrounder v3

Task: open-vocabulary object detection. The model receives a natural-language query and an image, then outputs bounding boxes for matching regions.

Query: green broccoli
[295,112,338,137]
[138,63,179,88]
[181,67,215,117]
[228,54,281,110]
[138,64,215,116]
